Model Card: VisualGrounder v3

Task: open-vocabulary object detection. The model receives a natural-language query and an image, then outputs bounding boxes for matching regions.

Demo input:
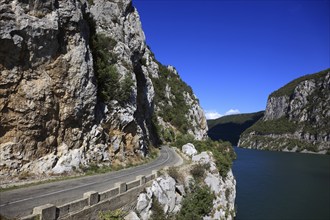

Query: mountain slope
[0,0,207,180]
[238,69,330,154]
[207,111,264,145]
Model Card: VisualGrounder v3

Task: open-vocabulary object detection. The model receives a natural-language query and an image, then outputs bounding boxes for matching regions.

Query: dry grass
[168,167,184,184]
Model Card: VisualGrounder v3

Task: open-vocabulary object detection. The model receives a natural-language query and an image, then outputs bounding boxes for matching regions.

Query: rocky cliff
[0,0,207,180]
[238,69,330,154]
[131,144,236,220]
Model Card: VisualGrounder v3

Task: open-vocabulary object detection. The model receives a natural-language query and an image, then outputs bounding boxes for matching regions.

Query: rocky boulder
[182,143,197,157]
[124,211,140,220]
[136,176,184,220]
[192,152,217,173]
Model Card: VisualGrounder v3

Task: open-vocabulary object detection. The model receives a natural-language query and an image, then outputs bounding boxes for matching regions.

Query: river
[233,147,330,220]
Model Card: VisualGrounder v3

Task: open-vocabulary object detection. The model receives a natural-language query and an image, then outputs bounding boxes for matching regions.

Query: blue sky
[133,0,330,119]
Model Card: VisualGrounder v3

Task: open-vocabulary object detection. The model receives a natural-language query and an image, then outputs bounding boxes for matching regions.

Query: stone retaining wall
[20,171,158,220]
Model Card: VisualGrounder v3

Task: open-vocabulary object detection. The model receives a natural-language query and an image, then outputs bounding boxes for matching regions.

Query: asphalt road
[0,146,181,219]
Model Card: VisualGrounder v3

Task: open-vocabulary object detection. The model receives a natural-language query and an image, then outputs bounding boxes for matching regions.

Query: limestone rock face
[193,152,236,220]
[134,150,236,220]
[239,69,330,153]
[263,96,289,120]
[136,176,184,220]
[124,211,140,220]
[0,0,208,180]
[184,92,208,140]
[0,0,97,177]
[182,143,197,157]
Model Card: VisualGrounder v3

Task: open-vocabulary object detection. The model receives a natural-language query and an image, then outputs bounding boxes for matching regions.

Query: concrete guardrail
[20,170,158,220]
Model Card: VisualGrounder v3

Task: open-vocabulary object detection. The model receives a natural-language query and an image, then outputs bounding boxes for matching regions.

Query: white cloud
[205,109,241,120]
[205,111,223,120]
[224,109,240,116]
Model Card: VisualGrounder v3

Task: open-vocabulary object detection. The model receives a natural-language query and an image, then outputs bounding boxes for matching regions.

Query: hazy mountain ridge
[239,69,330,154]
[207,111,264,146]
[0,0,207,179]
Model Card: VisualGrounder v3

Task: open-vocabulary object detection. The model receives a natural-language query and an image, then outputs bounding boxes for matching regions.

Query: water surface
[233,147,330,220]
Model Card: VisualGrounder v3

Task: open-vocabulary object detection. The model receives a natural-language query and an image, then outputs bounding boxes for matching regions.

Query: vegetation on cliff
[239,69,330,153]
[174,135,236,177]
[176,184,215,220]
[148,183,215,220]
[146,142,236,220]
[91,33,133,105]
[270,69,329,97]
[151,63,195,134]
[243,116,296,135]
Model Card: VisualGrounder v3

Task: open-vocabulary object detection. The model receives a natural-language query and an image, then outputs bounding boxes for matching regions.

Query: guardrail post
[115,182,127,193]
[83,191,99,206]
[33,204,56,220]
[152,170,158,178]
[136,175,146,185]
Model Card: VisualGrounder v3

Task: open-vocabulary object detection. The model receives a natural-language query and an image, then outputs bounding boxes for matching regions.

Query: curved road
[0,146,181,219]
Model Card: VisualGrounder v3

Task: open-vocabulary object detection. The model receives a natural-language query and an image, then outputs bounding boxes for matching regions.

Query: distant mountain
[239,69,330,154]
[207,111,264,146]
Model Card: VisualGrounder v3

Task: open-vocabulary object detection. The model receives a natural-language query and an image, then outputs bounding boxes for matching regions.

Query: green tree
[177,184,215,220]
[91,33,133,106]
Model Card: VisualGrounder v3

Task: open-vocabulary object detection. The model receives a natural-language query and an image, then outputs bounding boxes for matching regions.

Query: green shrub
[151,114,162,143]
[98,209,126,220]
[117,74,134,105]
[172,134,195,149]
[150,198,167,220]
[190,164,206,182]
[98,65,120,102]
[225,188,231,200]
[168,167,183,183]
[173,135,236,177]
[214,153,232,177]
[141,57,147,66]
[151,63,195,134]
[90,33,133,106]
[81,164,113,175]
[176,184,215,220]
[162,128,175,143]
[244,117,296,135]
[91,33,118,101]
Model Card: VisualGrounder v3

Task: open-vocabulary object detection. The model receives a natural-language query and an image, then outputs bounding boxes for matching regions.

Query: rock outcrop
[181,143,197,157]
[131,145,236,220]
[136,175,185,220]
[0,0,208,180]
[192,151,236,220]
[239,69,330,154]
